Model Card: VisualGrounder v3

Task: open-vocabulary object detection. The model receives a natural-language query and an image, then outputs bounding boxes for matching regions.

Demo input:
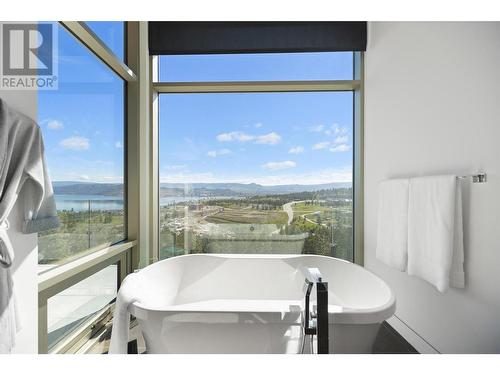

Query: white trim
[150,55,159,264]
[38,242,133,353]
[126,22,152,270]
[153,80,360,93]
[353,52,364,266]
[60,21,137,82]
[38,240,136,294]
[386,315,440,354]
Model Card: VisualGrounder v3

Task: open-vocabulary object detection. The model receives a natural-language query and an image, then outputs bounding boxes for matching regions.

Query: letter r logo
[2,23,53,76]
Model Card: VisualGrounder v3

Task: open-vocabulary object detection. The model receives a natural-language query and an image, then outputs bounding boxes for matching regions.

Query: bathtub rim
[130,253,396,325]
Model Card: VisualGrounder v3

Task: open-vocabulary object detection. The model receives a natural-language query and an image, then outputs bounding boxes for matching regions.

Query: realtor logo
[0,22,58,90]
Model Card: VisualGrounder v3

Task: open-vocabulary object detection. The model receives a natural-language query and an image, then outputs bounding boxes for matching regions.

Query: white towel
[109,272,144,354]
[376,178,410,271]
[407,175,465,292]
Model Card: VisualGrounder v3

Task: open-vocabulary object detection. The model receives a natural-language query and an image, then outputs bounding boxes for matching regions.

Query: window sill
[38,240,136,295]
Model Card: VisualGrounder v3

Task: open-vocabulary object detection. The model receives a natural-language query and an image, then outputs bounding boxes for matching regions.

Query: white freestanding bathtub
[128,254,395,354]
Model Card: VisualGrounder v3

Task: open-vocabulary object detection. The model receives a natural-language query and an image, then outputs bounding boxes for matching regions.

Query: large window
[159,52,353,82]
[38,23,125,268]
[37,21,129,354]
[84,21,125,61]
[157,52,358,262]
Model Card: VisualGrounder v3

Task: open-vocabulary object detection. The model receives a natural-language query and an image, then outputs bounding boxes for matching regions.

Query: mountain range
[53,181,352,197]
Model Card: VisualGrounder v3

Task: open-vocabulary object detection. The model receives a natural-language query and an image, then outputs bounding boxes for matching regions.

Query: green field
[292,202,330,220]
[205,208,288,224]
[159,190,354,261]
[38,210,124,265]
[292,201,352,226]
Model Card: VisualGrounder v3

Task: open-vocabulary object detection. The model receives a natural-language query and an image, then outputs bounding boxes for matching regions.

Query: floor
[89,320,418,354]
[372,322,418,354]
[87,323,147,354]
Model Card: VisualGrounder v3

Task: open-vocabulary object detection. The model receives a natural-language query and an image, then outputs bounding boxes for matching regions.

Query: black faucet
[302,268,329,354]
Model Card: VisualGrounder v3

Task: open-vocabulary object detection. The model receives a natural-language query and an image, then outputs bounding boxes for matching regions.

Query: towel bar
[457,173,487,183]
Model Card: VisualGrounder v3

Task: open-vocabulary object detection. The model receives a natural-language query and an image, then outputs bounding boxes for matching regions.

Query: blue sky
[159,91,353,185]
[38,22,354,186]
[38,22,124,183]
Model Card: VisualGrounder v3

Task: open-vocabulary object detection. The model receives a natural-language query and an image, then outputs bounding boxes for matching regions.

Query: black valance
[148,22,367,55]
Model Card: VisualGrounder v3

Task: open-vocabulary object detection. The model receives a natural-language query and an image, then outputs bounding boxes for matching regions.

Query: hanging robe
[0,98,60,353]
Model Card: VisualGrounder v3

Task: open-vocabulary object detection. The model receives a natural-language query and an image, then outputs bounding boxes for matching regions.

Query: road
[282,200,328,227]
[301,211,322,225]
[282,201,304,225]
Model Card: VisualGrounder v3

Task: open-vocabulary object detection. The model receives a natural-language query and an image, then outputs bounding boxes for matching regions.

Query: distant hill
[160,182,351,195]
[53,182,123,196]
[53,181,352,197]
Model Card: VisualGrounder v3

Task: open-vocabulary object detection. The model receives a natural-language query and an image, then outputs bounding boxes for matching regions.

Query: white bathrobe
[0,98,60,353]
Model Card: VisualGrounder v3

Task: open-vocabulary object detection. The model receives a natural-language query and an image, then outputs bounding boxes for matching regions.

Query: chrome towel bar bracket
[457,173,487,183]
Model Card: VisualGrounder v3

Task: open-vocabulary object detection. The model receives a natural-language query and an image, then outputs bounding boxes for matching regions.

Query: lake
[54,195,238,212]
[55,195,124,212]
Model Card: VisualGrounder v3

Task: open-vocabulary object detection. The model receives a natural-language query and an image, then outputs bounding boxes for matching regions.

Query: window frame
[151,52,364,265]
[37,21,140,354]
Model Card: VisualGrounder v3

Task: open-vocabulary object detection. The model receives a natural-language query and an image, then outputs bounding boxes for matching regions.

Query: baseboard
[386,315,440,354]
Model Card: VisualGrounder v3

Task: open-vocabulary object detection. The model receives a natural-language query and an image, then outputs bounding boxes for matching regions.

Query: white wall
[1,21,39,353]
[364,22,500,353]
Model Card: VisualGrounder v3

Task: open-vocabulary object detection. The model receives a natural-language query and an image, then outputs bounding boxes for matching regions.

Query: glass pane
[158,52,353,82]
[47,265,117,351]
[38,23,125,268]
[85,21,124,61]
[159,92,353,261]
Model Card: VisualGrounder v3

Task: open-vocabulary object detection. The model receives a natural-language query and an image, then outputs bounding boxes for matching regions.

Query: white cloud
[252,167,352,185]
[207,148,231,157]
[309,124,325,132]
[47,120,63,130]
[160,172,216,184]
[82,175,123,183]
[115,141,123,148]
[255,132,281,145]
[333,135,348,144]
[95,160,114,166]
[216,131,281,145]
[312,141,330,150]
[94,175,124,182]
[216,131,254,142]
[52,173,123,183]
[337,126,348,135]
[326,124,348,136]
[160,167,352,185]
[312,137,348,150]
[59,136,90,151]
[165,164,186,171]
[254,123,263,128]
[288,146,304,154]
[262,161,296,171]
[329,144,351,153]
